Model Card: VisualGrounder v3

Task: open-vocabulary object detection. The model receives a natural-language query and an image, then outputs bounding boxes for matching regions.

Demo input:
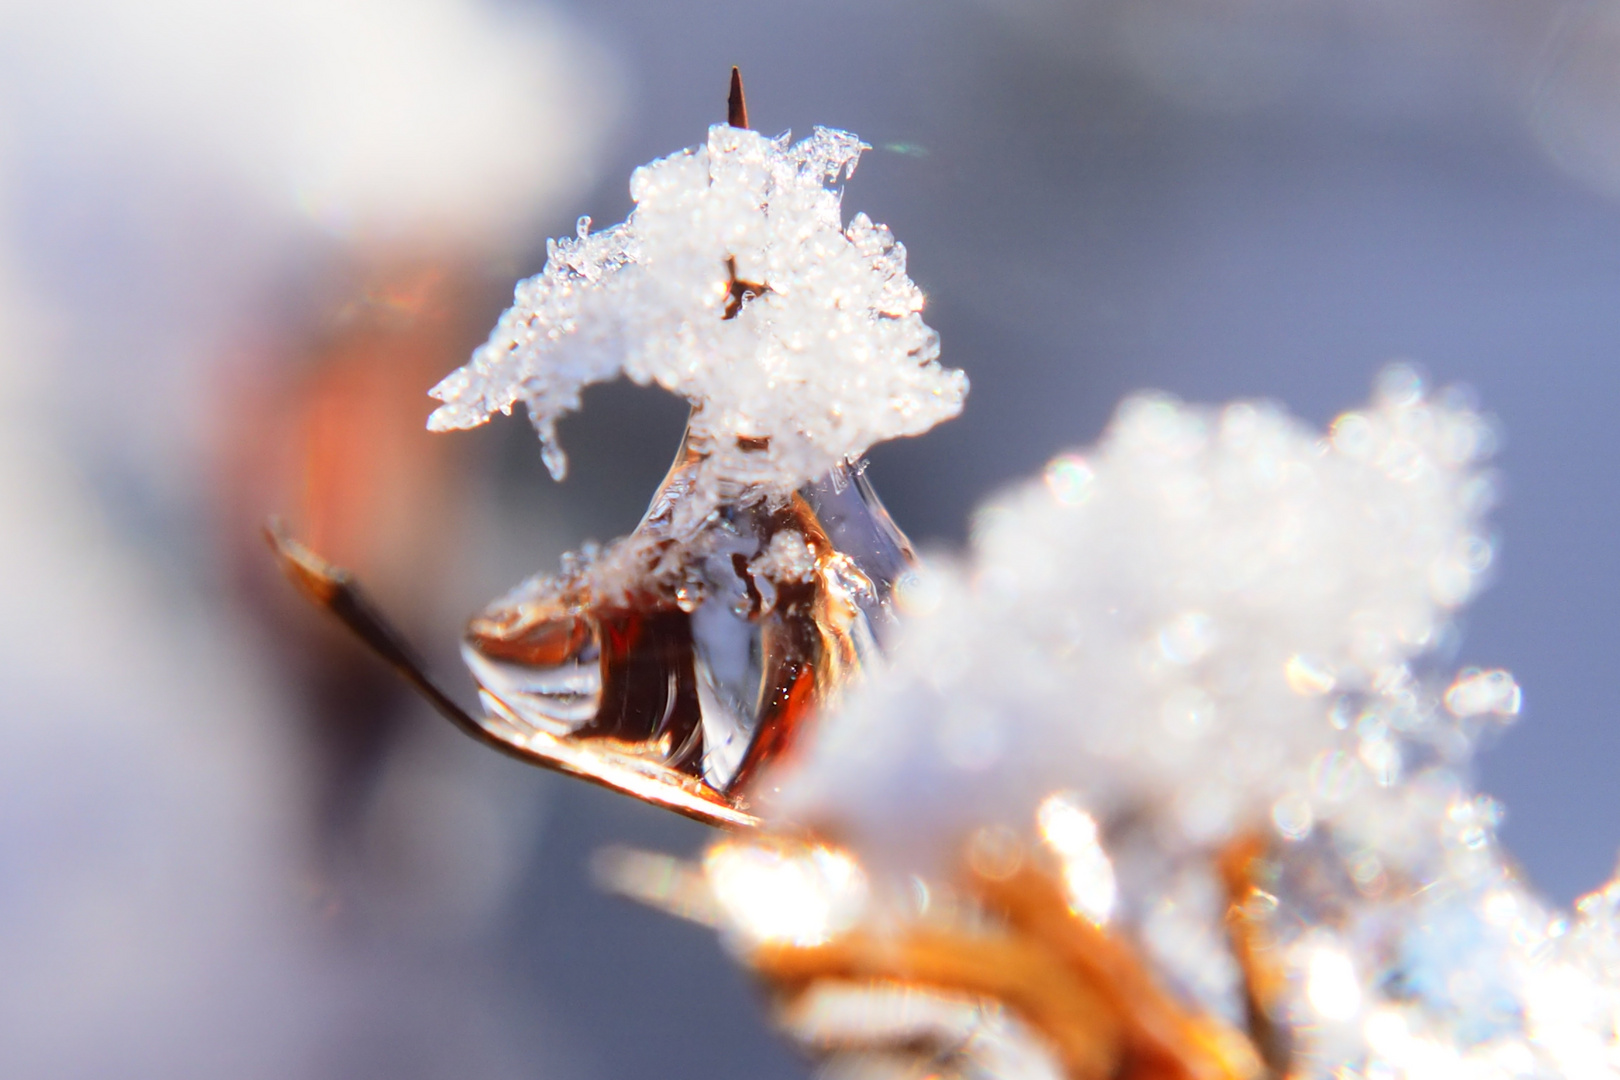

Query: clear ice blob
[461,425,917,809]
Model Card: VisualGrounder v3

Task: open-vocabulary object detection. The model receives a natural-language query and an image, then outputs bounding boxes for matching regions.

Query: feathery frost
[429,124,966,517]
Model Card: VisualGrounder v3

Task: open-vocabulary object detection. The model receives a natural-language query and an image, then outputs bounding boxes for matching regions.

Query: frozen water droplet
[894,569,943,618]
[1377,363,1425,407]
[1359,736,1402,786]
[1331,411,1375,459]
[1159,611,1216,665]
[1444,669,1521,718]
[1037,793,1117,924]
[540,439,569,481]
[1349,852,1387,898]
[460,428,918,800]
[1303,941,1362,1021]
[1285,654,1337,696]
[1042,453,1095,506]
[674,580,703,613]
[1271,793,1315,841]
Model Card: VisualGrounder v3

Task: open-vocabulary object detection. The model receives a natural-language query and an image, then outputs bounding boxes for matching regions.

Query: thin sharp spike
[265,522,494,746]
[728,66,749,129]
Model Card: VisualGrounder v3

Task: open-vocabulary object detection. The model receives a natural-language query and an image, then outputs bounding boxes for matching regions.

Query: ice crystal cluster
[428,123,966,520]
[725,368,1620,1080]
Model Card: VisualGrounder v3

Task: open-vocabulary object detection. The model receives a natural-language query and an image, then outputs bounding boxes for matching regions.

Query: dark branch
[264,523,518,761]
[264,522,760,830]
[722,255,769,320]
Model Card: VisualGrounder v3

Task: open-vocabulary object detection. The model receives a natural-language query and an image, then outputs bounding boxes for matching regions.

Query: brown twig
[729,66,749,129]
[263,522,760,830]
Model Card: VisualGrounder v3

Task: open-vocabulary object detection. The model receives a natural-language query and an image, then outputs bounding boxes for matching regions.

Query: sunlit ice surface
[781,981,1068,1080]
[703,839,868,948]
[1037,792,1117,926]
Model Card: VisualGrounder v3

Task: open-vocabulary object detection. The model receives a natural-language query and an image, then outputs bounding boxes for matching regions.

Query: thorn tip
[728,66,749,129]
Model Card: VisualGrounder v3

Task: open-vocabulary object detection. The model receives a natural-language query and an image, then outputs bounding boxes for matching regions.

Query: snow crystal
[770,367,1501,869]
[428,124,966,513]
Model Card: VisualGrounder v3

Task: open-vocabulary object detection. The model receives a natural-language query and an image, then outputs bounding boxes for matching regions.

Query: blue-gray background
[6,1,1620,1077]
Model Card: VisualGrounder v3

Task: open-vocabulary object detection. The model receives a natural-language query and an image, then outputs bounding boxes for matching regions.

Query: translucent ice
[428,124,966,520]
[461,433,917,805]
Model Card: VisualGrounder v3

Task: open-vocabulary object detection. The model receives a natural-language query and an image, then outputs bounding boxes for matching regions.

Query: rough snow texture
[428,124,966,512]
[756,369,1620,1078]
[772,366,1501,863]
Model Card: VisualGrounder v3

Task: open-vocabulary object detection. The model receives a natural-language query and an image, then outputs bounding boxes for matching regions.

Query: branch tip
[728,66,749,129]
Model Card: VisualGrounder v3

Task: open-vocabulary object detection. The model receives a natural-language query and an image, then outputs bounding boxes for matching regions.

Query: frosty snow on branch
[688,369,1620,1080]
[427,122,966,516]
[771,366,1506,868]
[330,103,954,824]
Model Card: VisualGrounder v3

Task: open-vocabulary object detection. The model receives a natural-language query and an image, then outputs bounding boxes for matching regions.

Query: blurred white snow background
[0,1,615,1076]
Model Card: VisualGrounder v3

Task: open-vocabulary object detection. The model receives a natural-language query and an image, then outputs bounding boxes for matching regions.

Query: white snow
[428,124,967,517]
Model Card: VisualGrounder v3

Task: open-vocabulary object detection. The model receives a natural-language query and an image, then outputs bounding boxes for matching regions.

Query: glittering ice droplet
[1444,668,1522,718]
[1271,792,1315,841]
[1036,793,1117,924]
[1303,941,1362,1021]
[1285,654,1337,696]
[1042,453,1095,506]
[704,839,868,947]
